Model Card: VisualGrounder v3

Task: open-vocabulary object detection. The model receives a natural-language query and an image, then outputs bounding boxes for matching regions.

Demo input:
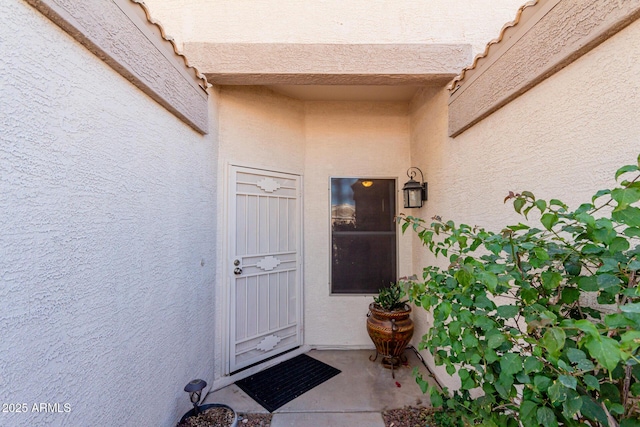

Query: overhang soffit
[184,42,472,86]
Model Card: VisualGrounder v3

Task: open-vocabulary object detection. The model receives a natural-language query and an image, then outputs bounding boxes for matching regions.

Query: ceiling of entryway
[267,85,422,102]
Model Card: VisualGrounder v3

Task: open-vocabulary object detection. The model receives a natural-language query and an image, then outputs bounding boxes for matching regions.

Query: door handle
[234,267,243,275]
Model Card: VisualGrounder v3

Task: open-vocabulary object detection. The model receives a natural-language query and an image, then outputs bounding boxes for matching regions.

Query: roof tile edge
[131,0,211,92]
[447,0,539,94]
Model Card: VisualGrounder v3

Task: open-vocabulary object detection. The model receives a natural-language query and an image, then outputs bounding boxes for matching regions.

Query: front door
[228,166,303,372]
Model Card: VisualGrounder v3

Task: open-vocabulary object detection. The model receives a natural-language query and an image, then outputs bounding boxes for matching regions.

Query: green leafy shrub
[373,282,408,311]
[398,155,640,427]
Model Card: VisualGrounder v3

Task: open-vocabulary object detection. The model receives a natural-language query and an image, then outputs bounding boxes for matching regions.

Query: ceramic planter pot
[178,403,238,427]
[366,303,414,374]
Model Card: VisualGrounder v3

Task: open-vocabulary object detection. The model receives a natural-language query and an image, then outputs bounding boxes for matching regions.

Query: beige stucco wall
[304,101,413,348]
[213,86,306,380]
[409,18,640,391]
[2,1,219,426]
[143,0,526,56]
[214,89,415,360]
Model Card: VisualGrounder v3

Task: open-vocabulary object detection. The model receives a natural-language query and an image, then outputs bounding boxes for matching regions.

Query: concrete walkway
[203,349,436,427]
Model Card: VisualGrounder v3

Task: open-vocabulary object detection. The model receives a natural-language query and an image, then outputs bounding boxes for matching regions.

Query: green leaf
[479,271,498,293]
[447,321,462,338]
[574,319,600,336]
[576,358,595,372]
[558,375,577,390]
[612,206,640,227]
[524,357,543,374]
[557,359,573,373]
[534,375,552,392]
[597,273,621,291]
[519,400,538,425]
[562,392,582,419]
[594,227,617,245]
[474,295,495,310]
[514,198,526,214]
[454,268,473,287]
[516,371,530,384]
[534,247,550,261]
[497,305,519,319]
[578,276,599,291]
[609,236,630,253]
[495,372,514,399]
[582,244,603,255]
[548,382,568,403]
[536,407,558,427]
[580,395,609,425]
[550,199,567,208]
[621,419,640,427]
[561,287,580,304]
[429,388,443,408]
[500,353,523,376]
[609,403,625,416]
[416,373,430,393]
[621,302,640,314]
[615,164,640,180]
[629,259,640,270]
[583,374,600,391]
[566,348,587,363]
[521,287,539,303]
[535,199,547,213]
[612,187,640,210]
[541,271,562,290]
[605,313,633,328]
[462,329,479,347]
[434,301,452,321]
[541,213,558,231]
[620,331,640,353]
[486,330,506,349]
[592,188,611,203]
[541,327,566,357]
[584,335,623,371]
[625,226,640,237]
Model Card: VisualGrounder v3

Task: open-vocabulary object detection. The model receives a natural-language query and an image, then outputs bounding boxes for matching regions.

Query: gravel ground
[180,407,435,427]
[382,406,438,427]
[237,412,272,426]
[177,407,235,427]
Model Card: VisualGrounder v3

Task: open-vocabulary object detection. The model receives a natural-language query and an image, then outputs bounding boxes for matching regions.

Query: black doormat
[235,354,341,412]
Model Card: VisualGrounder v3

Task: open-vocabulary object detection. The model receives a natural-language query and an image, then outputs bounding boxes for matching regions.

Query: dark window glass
[331,178,396,294]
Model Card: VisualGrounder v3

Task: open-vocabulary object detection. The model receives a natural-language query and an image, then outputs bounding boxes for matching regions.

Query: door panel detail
[229,167,302,372]
[256,177,281,193]
[257,256,282,271]
[256,335,282,352]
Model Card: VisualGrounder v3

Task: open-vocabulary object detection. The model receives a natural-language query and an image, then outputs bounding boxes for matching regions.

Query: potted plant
[366,282,414,377]
[178,379,238,427]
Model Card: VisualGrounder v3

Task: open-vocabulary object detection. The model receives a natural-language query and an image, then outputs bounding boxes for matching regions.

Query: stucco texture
[303,101,413,348]
[213,89,415,355]
[212,86,305,381]
[1,2,218,426]
[408,19,640,391]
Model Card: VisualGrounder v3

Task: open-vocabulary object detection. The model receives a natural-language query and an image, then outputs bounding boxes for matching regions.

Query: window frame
[328,176,399,296]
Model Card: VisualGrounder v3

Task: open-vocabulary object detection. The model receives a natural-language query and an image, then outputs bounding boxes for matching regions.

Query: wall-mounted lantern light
[402,167,428,208]
[184,379,207,414]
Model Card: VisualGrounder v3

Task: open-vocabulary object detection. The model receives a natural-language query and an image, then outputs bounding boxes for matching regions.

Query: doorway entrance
[228,166,303,372]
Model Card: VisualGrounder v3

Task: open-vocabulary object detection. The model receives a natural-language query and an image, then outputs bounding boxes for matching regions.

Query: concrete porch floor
[203,349,437,427]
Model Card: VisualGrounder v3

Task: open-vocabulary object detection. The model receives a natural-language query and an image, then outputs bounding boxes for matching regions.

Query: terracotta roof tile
[448,0,539,94]
[131,0,210,91]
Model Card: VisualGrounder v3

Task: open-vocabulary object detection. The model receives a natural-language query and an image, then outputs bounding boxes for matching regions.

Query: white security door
[228,166,302,372]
